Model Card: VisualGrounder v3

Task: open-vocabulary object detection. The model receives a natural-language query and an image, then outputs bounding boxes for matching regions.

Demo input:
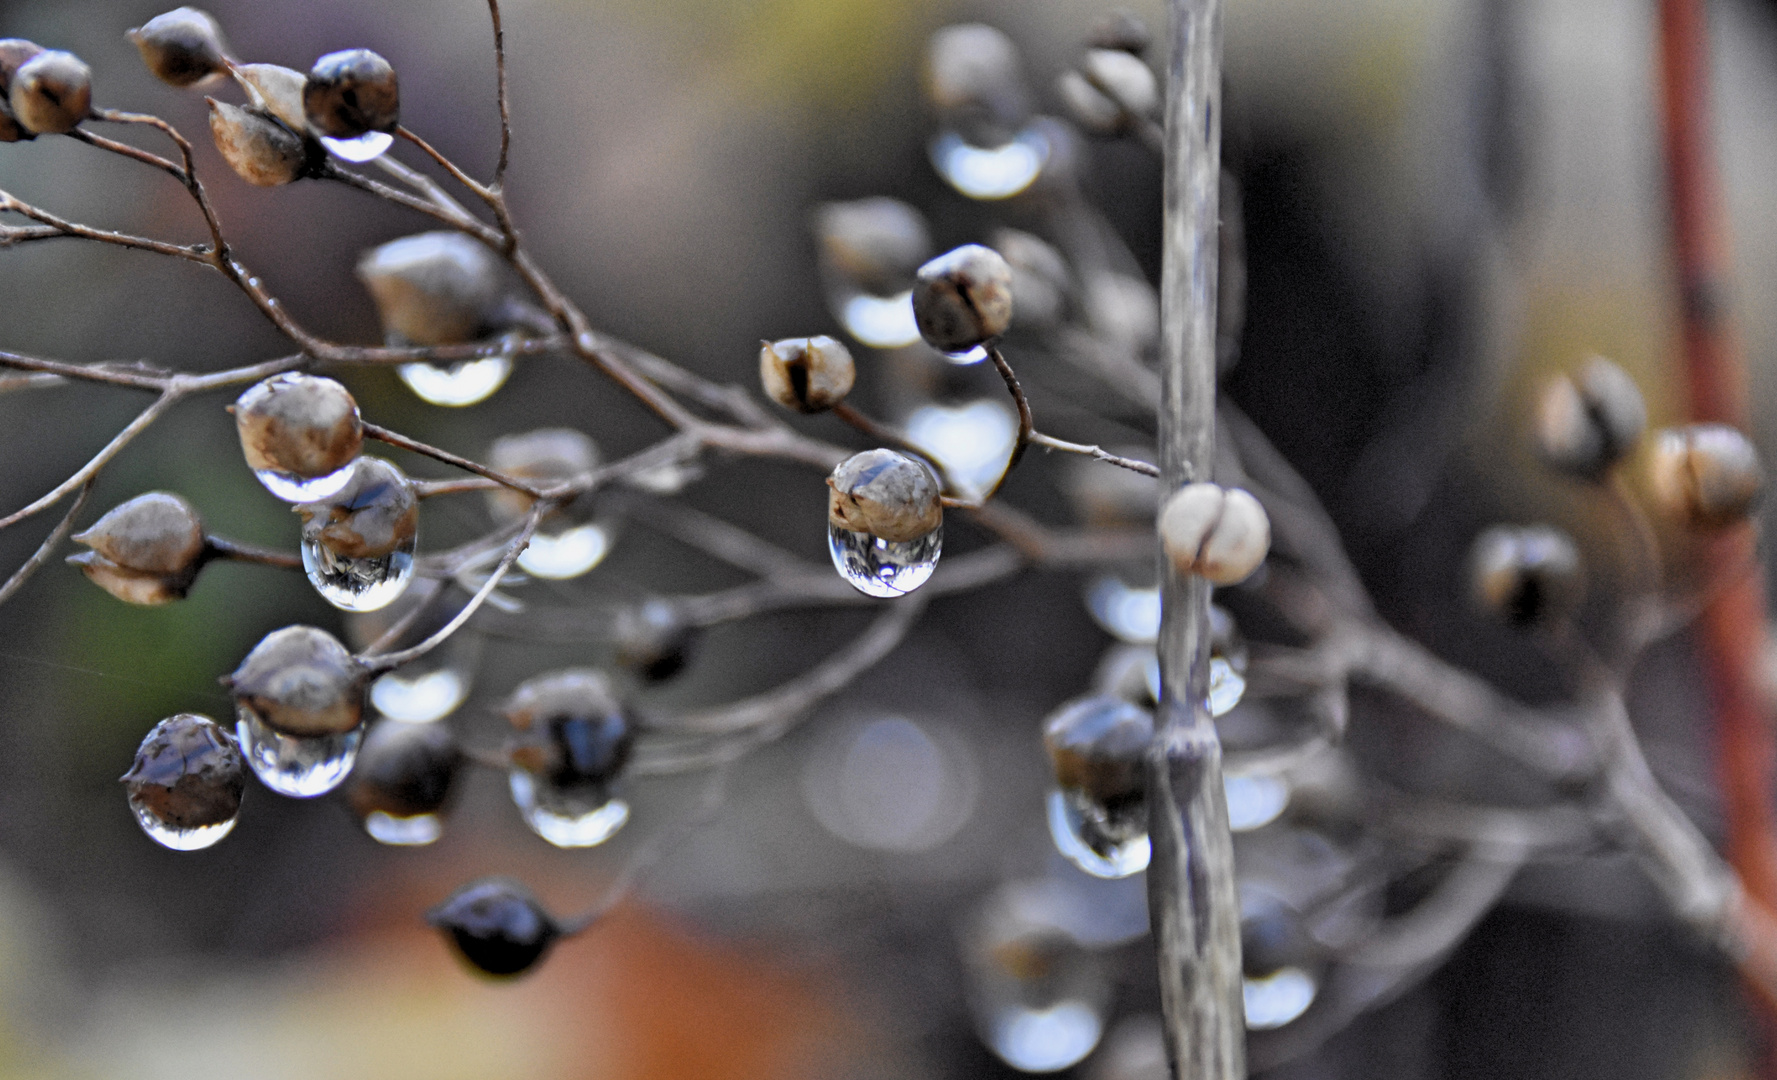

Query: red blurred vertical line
[1657,0,1777,1038]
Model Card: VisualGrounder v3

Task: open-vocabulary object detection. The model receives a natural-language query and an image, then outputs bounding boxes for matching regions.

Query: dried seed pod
[68,492,207,605]
[760,336,855,413]
[1534,356,1647,480]
[503,670,634,787]
[1083,49,1157,117]
[1089,10,1152,55]
[428,877,561,977]
[814,197,933,296]
[912,244,1015,354]
[1057,69,1122,134]
[346,718,463,823]
[611,598,696,682]
[993,228,1071,328]
[224,625,366,737]
[925,23,1027,138]
[1470,524,1583,630]
[485,427,598,523]
[828,449,943,544]
[122,714,245,850]
[1043,695,1153,808]
[232,373,364,491]
[356,231,505,347]
[303,48,398,139]
[1648,423,1765,528]
[0,39,43,143]
[232,63,307,132]
[208,98,309,186]
[295,457,417,560]
[128,8,231,87]
[9,49,91,135]
[1158,483,1271,586]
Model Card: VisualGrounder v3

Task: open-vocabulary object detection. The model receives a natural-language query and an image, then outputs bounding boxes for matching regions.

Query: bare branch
[0,389,181,532]
[0,479,92,606]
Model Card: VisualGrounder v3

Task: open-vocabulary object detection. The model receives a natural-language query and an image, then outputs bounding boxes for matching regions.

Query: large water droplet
[321,130,394,162]
[254,461,357,503]
[302,534,416,612]
[930,126,1050,200]
[370,667,468,723]
[128,802,236,851]
[1085,576,1160,643]
[364,810,443,846]
[236,711,361,798]
[518,523,609,580]
[1046,789,1149,879]
[829,523,941,598]
[1224,771,1290,832]
[986,1000,1104,1074]
[508,770,629,848]
[838,289,921,348]
[906,400,1016,499]
[397,355,513,407]
[1209,656,1246,717]
[1243,966,1317,1030]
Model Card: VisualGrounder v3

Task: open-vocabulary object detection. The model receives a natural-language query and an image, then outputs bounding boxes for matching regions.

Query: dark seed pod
[233,63,308,132]
[303,48,399,139]
[1089,10,1152,55]
[503,670,634,788]
[760,336,855,413]
[356,231,506,347]
[428,877,561,977]
[295,457,417,560]
[1534,356,1647,480]
[346,718,463,821]
[224,625,366,737]
[1648,423,1765,528]
[128,8,231,88]
[814,197,933,296]
[208,98,309,186]
[121,713,245,835]
[1043,695,1153,808]
[68,491,208,605]
[484,427,598,524]
[1470,524,1583,630]
[0,40,43,143]
[827,449,943,544]
[912,244,1015,353]
[611,599,696,683]
[232,374,364,483]
[9,49,91,136]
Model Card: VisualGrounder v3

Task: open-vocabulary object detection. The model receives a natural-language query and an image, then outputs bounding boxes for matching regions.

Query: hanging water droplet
[966,881,1111,1074]
[321,129,393,162]
[940,344,989,365]
[905,400,1016,499]
[987,1001,1105,1074]
[1209,655,1246,717]
[302,534,415,612]
[131,809,237,851]
[236,710,361,798]
[1046,789,1150,879]
[1224,771,1290,832]
[1243,966,1317,1030]
[837,288,921,348]
[397,354,514,407]
[1085,576,1160,644]
[828,522,941,598]
[254,461,357,503]
[517,522,610,580]
[364,810,443,846]
[508,770,629,848]
[930,125,1050,200]
[370,667,468,723]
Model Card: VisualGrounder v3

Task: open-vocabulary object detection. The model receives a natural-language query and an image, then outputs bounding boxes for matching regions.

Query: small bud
[121,714,245,850]
[1470,524,1583,629]
[346,718,463,825]
[9,50,91,135]
[224,625,366,737]
[503,670,634,788]
[814,197,933,295]
[303,48,398,139]
[428,878,561,977]
[992,228,1071,328]
[68,491,207,605]
[485,428,598,524]
[827,449,942,544]
[1648,423,1765,528]
[233,374,364,490]
[912,244,1015,354]
[1158,483,1270,586]
[1043,695,1153,808]
[295,457,417,560]
[356,232,506,347]
[208,98,309,186]
[232,63,307,132]
[1534,356,1647,479]
[760,336,855,413]
[128,8,231,88]
[925,23,1027,139]
[612,599,696,683]
[1089,10,1153,55]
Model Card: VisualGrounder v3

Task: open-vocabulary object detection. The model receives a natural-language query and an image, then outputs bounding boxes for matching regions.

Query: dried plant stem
[0,480,91,607]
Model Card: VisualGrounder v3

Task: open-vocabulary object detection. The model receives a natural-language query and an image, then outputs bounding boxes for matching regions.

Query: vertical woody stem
[1149,0,1246,1077]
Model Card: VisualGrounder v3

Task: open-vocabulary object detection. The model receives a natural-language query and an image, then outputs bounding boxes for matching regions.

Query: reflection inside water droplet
[1209,656,1246,717]
[930,126,1050,200]
[1224,771,1290,832]
[397,355,513,407]
[1046,789,1150,879]
[254,461,358,503]
[940,345,989,365]
[518,523,609,580]
[1085,576,1160,644]
[128,802,236,851]
[839,289,921,348]
[302,534,416,612]
[364,810,443,846]
[1244,966,1317,1030]
[906,401,1016,499]
[987,1000,1104,1074]
[508,770,629,848]
[236,711,361,798]
[829,523,941,598]
[370,667,467,723]
[322,130,394,163]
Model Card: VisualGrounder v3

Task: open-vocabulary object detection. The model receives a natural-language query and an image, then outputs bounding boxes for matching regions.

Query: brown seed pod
[1647,423,1766,528]
[502,669,634,787]
[912,244,1015,353]
[827,449,943,544]
[232,63,308,132]
[128,8,231,88]
[814,197,933,296]
[295,457,417,560]
[9,49,91,136]
[356,231,506,347]
[759,336,856,413]
[993,228,1071,328]
[1534,356,1647,480]
[484,428,598,524]
[0,39,42,143]
[347,718,464,822]
[68,492,208,605]
[1470,524,1583,630]
[224,625,366,737]
[232,373,364,482]
[1158,483,1271,586]
[303,48,398,139]
[122,713,245,831]
[1043,695,1154,808]
[208,98,309,186]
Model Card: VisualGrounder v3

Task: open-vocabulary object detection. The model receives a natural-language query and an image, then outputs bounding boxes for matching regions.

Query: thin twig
[488,0,513,188]
[0,389,181,531]
[203,535,303,570]
[0,480,92,606]
[1028,431,1159,475]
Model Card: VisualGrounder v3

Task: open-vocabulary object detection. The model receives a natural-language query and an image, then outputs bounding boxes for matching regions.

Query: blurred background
[1,0,1776,1076]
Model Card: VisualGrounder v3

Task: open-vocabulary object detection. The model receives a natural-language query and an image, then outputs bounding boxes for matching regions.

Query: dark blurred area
[0,0,1775,1077]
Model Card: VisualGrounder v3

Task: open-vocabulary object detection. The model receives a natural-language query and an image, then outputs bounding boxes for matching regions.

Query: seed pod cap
[128,8,231,87]
[828,449,943,544]
[225,625,365,737]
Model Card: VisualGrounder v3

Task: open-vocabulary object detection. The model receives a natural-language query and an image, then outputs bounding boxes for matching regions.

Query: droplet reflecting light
[1244,967,1316,1030]
[236,712,361,798]
[130,809,236,851]
[364,810,443,846]
[370,668,467,723]
[254,461,357,503]
[930,127,1050,200]
[321,130,394,162]
[839,290,921,348]
[302,535,415,613]
[1086,576,1160,644]
[986,1001,1104,1073]
[906,400,1016,499]
[1046,789,1150,879]
[1224,772,1290,832]
[517,523,609,580]
[397,355,513,407]
[829,523,941,598]
[508,770,629,848]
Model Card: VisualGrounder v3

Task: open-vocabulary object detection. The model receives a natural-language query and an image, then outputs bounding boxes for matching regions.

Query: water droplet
[1243,966,1317,1029]
[837,289,921,348]
[986,1000,1104,1073]
[930,126,1050,200]
[1224,771,1290,832]
[301,534,416,612]
[1085,576,1160,643]
[1209,656,1246,717]
[1046,789,1149,879]
[236,710,361,798]
[128,803,236,851]
[363,810,443,846]
[254,461,358,503]
[517,523,609,580]
[828,523,941,598]
[967,881,1113,1073]
[397,355,513,407]
[370,667,467,723]
[939,344,989,365]
[906,400,1016,499]
[508,770,629,848]
[321,130,394,163]
[247,277,261,289]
